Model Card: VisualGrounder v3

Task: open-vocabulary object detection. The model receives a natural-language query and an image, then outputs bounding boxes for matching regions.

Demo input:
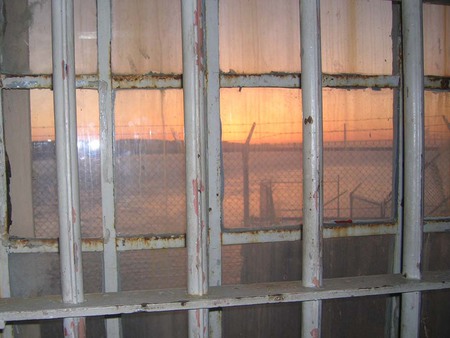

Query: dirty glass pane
[119,249,186,291]
[10,253,104,338]
[424,91,450,218]
[114,90,185,235]
[220,88,303,229]
[1,0,97,75]
[119,248,187,338]
[219,0,300,74]
[322,296,389,338]
[423,4,450,77]
[3,89,101,238]
[122,313,187,338]
[423,232,450,272]
[111,0,182,74]
[321,0,392,75]
[421,290,450,338]
[222,243,302,337]
[323,88,394,222]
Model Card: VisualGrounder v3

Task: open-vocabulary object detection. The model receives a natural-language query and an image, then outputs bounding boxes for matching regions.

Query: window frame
[0,0,449,337]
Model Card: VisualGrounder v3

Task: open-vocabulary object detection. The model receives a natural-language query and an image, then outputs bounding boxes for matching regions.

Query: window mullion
[182,0,209,336]
[98,0,121,336]
[0,89,13,338]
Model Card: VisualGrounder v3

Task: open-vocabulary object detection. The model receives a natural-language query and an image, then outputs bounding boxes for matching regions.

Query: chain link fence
[29,124,448,238]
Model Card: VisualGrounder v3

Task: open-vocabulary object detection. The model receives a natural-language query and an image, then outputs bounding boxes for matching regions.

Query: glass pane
[114,90,185,235]
[220,88,303,228]
[323,235,394,278]
[323,88,394,221]
[423,4,450,76]
[424,91,450,218]
[119,249,186,291]
[3,89,100,238]
[323,296,389,338]
[223,303,301,338]
[122,312,187,338]
[112,0,182,74]
[219,0,300,74]
[421,290,450,337]
[1,0,97,75]
[10,253,104,338]
[423,232,450,272]
[321,0,392,75]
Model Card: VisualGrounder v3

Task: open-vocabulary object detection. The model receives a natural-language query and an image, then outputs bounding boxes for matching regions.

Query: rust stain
[72,207,77,224]
[192,179,205,217]
[304,116,314,125]
[112,74,182,89]
[268,294,284,302]
[194,0,204,71]
[78,318,86,337]
[313,189,319,211]
[325,222,396,238]
[62,61,66,80]
[312,277,320,288]
[334,219,353,224]
[310,328,319,338]
[196,309,201,328]
[74,242,79,272]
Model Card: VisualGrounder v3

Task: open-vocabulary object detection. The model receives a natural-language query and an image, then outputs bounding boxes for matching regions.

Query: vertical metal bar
[182,0,209,337]
[401,0,424,337]
[0,90,13,338]
[205,0,222,336]
[97,0,121,336]
[51,0,85,336]
[300,0,324,337]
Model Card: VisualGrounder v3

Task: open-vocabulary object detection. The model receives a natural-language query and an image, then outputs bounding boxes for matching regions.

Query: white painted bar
[51,0,85,336]
[182,0,209,336]
[97,0,122,336]
[401,0,425,337]
[300,0,324,336]
[0,90,13,338]
[205,0,222,336]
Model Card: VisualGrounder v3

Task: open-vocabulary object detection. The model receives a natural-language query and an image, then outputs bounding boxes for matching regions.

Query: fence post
[242,122,256,226]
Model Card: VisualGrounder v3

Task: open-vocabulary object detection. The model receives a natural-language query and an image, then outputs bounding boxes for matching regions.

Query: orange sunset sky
[26,0,448,145]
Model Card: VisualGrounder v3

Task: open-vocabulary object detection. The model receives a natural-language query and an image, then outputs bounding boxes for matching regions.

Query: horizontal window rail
[6,220,450,254]
[1,74,449,90]
[0,270,448,329]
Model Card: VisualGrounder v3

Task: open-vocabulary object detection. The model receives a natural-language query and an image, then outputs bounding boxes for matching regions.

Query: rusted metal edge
[222,228,301,245]
[424,76,450,90]
[1,74,448,91]
[220,73,401,89]
[0,75,98,89]
[6,220,450,253]
[0,270,448,327]
[112,74,182,89]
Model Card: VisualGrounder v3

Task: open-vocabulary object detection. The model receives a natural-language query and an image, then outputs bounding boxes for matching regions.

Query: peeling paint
[312,277,320,288]
[310,328,319,338]
[72,207,77,224]
[304,116,314,125]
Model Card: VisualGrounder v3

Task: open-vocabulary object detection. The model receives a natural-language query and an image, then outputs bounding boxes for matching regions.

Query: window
[0,0,449,337]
